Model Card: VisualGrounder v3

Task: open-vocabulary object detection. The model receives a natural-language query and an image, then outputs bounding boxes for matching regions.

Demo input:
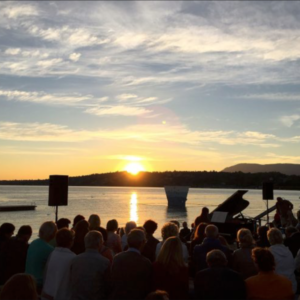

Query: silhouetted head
[143,220,158,235]
[257,226,268,239]
[267,228,283,245]
[252,247,275,272]
[84,230,103,250]
[73,215,85,228]
[0,223,15,239]
[0,273,38,300]
[237,228,254,248]
[145,290,169,300]
[127,229,146,250]
[88,214,101,230]
[277,197,283,202]
[194,223,208,241]
[17,225,32,242]
[161,222,179,241]
[106,219,118,232]
[201,207,209,215]
[205,225,218,239]
[56,218,71,230]
[182,222,188,228]
[39,221,57,242]
[206,249,227,267]
[56,228,74,249]
[125,221,137,235]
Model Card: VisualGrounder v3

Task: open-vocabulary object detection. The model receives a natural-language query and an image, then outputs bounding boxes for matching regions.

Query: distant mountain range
[222,163,300,176]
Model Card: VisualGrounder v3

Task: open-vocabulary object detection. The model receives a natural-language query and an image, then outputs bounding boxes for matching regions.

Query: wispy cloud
[280,115,300,127]
[0,89,96,106]
[239,93,300,101]
[85,105,152,116]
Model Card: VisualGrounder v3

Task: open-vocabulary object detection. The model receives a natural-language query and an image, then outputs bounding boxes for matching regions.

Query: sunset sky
[1,1,300,180]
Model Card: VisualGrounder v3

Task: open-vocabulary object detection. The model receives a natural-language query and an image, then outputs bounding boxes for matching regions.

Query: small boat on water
[164,186,189,207]
[0,203,36,212]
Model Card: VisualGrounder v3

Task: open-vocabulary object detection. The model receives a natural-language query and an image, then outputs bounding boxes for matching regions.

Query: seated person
[246,247,294,300]
[194,249,246,300]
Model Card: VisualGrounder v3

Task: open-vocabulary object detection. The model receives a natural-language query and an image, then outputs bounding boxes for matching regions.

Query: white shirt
[43,247,76,300]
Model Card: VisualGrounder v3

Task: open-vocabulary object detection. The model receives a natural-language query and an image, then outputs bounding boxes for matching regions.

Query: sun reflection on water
[130,192,138,223]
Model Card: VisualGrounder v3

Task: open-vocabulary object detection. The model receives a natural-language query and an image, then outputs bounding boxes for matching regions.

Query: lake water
[0,185,300,239]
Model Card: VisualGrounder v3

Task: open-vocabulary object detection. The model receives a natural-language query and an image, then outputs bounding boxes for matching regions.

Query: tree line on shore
[1,171,300,190]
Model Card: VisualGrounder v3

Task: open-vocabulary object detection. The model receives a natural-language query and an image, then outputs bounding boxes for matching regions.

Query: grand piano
[209,190,256,239]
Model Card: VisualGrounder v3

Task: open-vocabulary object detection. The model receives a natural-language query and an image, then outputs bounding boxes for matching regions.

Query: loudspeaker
[48,175,68,206]
[263,182,274,200]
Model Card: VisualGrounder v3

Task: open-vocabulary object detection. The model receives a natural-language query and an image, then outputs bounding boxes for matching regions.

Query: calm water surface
[0,186,300,239]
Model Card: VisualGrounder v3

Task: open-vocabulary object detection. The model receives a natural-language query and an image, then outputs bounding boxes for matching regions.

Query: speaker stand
[55,205,58,223]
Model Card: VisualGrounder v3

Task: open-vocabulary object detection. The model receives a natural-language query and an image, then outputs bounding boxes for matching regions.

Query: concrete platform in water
[164,186,189,208]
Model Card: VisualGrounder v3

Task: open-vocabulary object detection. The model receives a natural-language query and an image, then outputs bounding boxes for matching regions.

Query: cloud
[0,121,297,150]
[36,58,63,68]
[69,52,81,62]
[240,93,300,101]
[2,4,38,19]
[0,89,94,106]
[85,105,152,116]
[280,115,300,127]
[117,94,138,101]
[5,48,21,55]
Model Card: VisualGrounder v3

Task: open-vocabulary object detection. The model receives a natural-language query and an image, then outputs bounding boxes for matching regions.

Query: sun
[124,162,145,175]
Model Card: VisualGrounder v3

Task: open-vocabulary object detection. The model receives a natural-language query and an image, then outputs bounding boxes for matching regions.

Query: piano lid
[209,190,249,219]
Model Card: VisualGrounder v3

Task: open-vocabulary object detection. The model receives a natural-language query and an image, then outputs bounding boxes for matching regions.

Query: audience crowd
[0,208,300,300]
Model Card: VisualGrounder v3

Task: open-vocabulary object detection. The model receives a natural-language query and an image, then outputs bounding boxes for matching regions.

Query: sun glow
[130,192,138,223]
[124,162,145,175]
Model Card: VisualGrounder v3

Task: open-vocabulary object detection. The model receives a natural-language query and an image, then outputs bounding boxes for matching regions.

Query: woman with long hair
[190,223,208,255]
[153,237,189,300]
[71,220,90,255]
[106,219,122,256]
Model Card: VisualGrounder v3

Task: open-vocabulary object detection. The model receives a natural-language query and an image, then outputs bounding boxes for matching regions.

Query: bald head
[206,250,227,267]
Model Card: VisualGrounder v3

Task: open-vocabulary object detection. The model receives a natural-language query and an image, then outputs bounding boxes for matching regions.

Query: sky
[1,1,300,180]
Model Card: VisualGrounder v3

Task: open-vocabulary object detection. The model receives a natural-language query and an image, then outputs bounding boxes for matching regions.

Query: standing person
[42,228,76,300]
[276,197,296,227]
[70,231,111,300]
[232,228,257,279]
[194,207,210,227]
[71,220,90,255]
[25,221,57,292]
[246,248,294,300]
[156,222,189,264]
[179,222,191,242]
[72,215,85,230]
[194,250,246,300]
[267,228,297,293]
[142,220,159,262]
[121,221,137,250]
[111,229,152,300]
[0,223,15,249]
[0,225,32,284]
[153,237,189,300]
[106,219,122,256]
